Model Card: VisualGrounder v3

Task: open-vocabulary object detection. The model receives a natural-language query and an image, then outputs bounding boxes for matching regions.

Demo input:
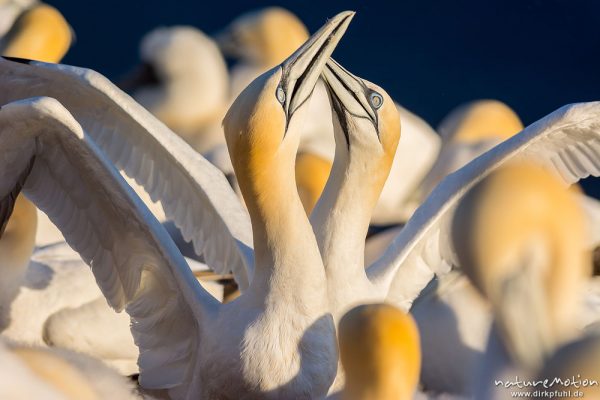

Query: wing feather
[0,97,218,389]
[0,57,253,290]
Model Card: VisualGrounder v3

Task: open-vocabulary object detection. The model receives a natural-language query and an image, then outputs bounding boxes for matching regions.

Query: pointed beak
[321,58,377,124]
[279,11,354,121]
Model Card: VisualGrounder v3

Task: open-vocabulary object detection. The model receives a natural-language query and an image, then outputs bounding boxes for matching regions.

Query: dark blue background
[45,0,600,193]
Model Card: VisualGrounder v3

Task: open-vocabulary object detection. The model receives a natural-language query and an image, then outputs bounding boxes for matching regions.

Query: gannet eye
[276,87,286,104]
[369,92,383,109]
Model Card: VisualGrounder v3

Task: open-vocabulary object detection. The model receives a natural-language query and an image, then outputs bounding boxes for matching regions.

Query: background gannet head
[338,303,421,400]
[452,162,591,369]
[321,59,401,208]
[121,26,229,136]
[439,99,524,144]
[223,11,354,206]
[217,7,309,68]
[0,3,73,63]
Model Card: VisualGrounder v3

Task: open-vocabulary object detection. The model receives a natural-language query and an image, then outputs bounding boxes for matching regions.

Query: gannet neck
[0,4,72,63]
[339,304,421,400]
[314,64,400,281]
[226,73,324,290]
[453,162,590,369]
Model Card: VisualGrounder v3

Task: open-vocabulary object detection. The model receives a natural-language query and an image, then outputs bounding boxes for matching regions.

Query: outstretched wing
[0,97,219,390]
[367,102,600,309]
[0,57,254,290]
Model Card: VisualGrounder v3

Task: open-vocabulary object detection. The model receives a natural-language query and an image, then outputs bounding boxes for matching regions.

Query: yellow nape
[295,152,332,215]
[13,347,98,400]
[339,303,421,400]
[1,4,72,63]
[449,100,524,143]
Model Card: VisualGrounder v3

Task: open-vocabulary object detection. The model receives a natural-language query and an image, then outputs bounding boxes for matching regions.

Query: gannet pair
[0,12,354,398]
[453,162,591,399]
[219,8,441,221]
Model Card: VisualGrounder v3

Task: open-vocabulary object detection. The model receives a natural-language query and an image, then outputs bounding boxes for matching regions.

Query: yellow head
[0,4,73,63]
[218,7,309,67]
[321,60,401,208]
[453,162,590,368]
[440,99,523,143]
[339,303,421,400]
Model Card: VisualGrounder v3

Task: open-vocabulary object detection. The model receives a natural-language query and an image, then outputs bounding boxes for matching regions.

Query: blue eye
[369,92,383,109]
[276,87,286,104]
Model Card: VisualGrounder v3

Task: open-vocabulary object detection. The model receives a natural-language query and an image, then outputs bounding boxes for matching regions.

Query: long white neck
[311,125,388,281]
[242,136,326,306]
[311,151,373,279]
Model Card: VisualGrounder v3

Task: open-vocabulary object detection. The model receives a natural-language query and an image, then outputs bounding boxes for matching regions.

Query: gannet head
[217,7,309,68]
[453,162,590,369]
[321,59,401,206]
[0,4,73,63]
[439,99,524,144]
[120,26,229,136]
[338,303,421,400]
[223,11,354,201]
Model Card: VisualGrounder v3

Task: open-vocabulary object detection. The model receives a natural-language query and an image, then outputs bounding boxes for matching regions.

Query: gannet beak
[278,11,354,124]
[322,58,378,126]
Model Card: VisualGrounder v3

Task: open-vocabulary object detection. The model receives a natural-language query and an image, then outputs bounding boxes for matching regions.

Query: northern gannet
[452,162,590,398]
[331,303,421,400]
[0,10,353,398]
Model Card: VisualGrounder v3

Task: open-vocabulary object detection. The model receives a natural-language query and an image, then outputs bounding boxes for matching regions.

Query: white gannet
[452,162,591,398]
[330,303,421,400]
[0,11,353,398]
[0,339,141,399]
[218,7,441,218]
